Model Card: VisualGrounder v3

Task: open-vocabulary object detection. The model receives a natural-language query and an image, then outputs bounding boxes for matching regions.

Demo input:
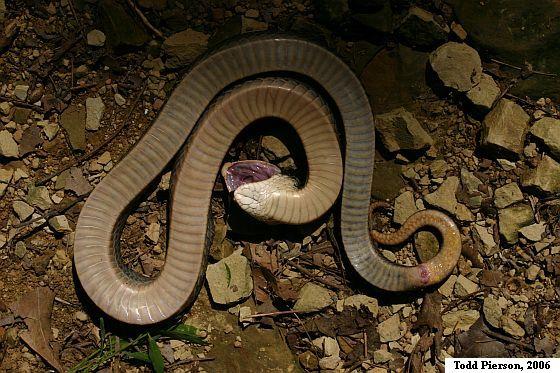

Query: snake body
[74,36,461,325]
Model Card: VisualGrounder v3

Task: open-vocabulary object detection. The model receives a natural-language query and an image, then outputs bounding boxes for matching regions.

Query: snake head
[222,160,297,222]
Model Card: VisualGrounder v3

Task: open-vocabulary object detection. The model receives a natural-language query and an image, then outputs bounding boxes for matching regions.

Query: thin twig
[168,357,215,368]
[442,290,486,313]
[288,261,346,291]
[0,95,45,113]
[482,329,535,352]
[13,194,88,229]
[37,83,146,186]
[504,93,556,115]
[126,0,164,39]
[246,309,317,319]
[490,58,557,77]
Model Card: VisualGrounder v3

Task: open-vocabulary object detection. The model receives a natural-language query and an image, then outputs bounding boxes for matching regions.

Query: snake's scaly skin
[370,206,461,287]
[74,36,461,325]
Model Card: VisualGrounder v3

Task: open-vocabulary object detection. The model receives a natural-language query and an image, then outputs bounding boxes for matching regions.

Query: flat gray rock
[529,117,560,160]
[86,97,105,131]
[466,73,500,111]
[60,105,86,151]
[424,176,459,214]
[481,99,529,157]
[0,130,19,158]
[163,29,209,68]
[429,42,482,92]
[494,182,523,209]
[522,155,560,194]
[498,203,534,244]
[375,107,433,153]
[206,249,253,305]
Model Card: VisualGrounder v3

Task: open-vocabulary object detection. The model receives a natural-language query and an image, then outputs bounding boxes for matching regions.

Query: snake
[74,35,462,325]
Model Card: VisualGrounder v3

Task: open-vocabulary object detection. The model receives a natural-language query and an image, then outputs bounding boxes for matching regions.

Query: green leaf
[99,317,106,349]
[124,351,151,363]
[161,324,207,345]
[148,334,165,373]
[224,262,232,286]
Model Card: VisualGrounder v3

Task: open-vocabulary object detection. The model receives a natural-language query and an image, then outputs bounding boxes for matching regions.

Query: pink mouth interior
[224,160,281,192]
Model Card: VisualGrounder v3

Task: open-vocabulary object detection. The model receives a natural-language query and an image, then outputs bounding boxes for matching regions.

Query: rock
[393,191,418,225]
[205,249,253,305]
[298,351,319,371]
[429,159,449,178]
[86,97,105,131]
[424,176,459,214]
[60,105,86,151]
[451,0,560,99]
[87,29,106,47]
[522,155,560,194]
[312,336,340,357]
[374,107,433,153]
[0,101,11,114]
[480,99,529,158]
[0,233,6,249]
[526,264,540,281]
[473,225,498,256]
[0,167,13,197]
[18,125,43,156]
[483,296,502,328]
[99,0,149,48]
[500,316,525,338]
[12,107,30,124]
[293,283,335,312]
[163,29,209,68]
[96,151,112,166]
[338,294,379,315]
[397,6,449,49]
[14,85,29,101]
[450,21,467,40]
[373,349,394,363]
[494,183,523,209]
[378,314,403,342]
[0,130,19,158]
[498,203,534,244]
[48,215,72,233]
[442,309,479,335]
[519,223,546,242]
[529,117,560,160]
[429,42,482,92]
[241,16,268,33]
[466,73,500,112]
[114,93,126,106]
[146,222,160,243]
[438,274,457,297]
[319,356,342,370]
[43,122,59,140]
[460,168,482,194]
[371,160,404,200]
[15,241,27,259]
[75,311,89,322]
[27,185,52,210]
[55,167,92,196]
[13,201,34,221]
[414,231,439,262]
[455,275,479,296]
[455,203,475,222]
[360,45,429,113]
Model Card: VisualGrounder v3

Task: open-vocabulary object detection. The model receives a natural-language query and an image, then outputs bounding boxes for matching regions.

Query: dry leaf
[10,287,63,372]
[249,244,279,273]
[18,125,43,156]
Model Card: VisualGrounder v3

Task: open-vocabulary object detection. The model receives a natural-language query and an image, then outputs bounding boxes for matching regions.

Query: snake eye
[223,160,281,192]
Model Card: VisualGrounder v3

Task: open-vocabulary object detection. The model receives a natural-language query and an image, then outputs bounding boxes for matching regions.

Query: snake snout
[222,160,281,192]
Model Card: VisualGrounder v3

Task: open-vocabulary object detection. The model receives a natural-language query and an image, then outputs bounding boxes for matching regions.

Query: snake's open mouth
[222,160,281,192]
